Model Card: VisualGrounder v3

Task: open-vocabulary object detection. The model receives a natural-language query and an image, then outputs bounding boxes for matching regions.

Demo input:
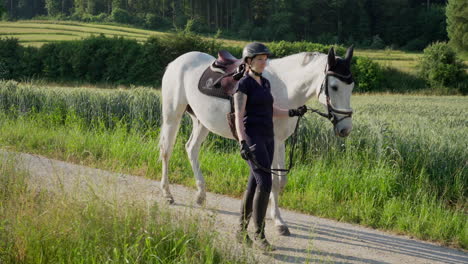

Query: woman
[234,42,307,251]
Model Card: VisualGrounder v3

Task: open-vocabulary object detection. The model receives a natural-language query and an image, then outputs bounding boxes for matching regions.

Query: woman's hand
[288,105,307,117]
[240,140,253,160]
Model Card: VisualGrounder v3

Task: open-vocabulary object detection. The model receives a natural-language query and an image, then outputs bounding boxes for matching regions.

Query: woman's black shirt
[236,74,274,137]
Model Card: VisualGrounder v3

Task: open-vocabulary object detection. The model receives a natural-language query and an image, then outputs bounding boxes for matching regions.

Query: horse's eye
[331,86,338,91]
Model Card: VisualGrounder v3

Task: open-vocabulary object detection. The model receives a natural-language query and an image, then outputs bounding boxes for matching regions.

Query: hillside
[0,20,423,74]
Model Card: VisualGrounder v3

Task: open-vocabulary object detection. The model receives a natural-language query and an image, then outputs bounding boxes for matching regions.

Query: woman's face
[248,54,268,73]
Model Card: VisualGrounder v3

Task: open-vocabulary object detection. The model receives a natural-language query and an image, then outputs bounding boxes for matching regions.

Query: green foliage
[44,0,61,17]
[0,5,5,18]
[351,56,383,92]
[418,42,466,92]
[268,40,346,58]
[0,37,23,80]
[143,13,171,30]
[446,0,468,52]
[0,34,224,86]
[402,38,427,51]
[370,35,385,49]
[111,8,131,24]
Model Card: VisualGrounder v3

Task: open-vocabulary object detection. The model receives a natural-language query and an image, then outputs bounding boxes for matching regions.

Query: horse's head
[317,46,354,137]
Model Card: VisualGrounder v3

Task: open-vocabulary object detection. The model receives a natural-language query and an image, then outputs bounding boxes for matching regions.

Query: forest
[1,0,449,50]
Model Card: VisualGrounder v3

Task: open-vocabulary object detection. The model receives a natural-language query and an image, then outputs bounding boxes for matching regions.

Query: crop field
[0,20,247,47]
[0,80,466,249]
[353,49,422,73]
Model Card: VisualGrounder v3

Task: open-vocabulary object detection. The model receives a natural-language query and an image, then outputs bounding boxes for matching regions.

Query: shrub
[351,56,383,92]
[403,38,427,51]
[268,40,346,58]
[144,13,158,29]
[370,35,385,49]
[93,13,108,23]
[111,8,131,24]
[418,41,466,89]
[0,38,23,80]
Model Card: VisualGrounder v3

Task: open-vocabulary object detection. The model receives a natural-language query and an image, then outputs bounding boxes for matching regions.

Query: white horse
[159,46,354,235]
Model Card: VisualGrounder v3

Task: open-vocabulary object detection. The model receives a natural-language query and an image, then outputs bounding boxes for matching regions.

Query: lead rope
[247,115,301,177]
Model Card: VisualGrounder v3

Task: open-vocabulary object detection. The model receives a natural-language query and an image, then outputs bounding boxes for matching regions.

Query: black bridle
[248,68,354,176]
[308,69,354,126]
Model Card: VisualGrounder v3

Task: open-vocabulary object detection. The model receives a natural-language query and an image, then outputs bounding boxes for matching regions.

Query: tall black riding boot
[252,190,276,251]
[236,191,253,246]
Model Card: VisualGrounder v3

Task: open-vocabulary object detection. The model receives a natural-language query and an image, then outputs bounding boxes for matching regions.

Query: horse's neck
[268,53,326,108]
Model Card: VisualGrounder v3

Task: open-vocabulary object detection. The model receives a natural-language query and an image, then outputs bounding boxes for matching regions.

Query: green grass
[0,154,254,263]
[0,20,247,47]
[355,48,422,74]
[0,80,466,249]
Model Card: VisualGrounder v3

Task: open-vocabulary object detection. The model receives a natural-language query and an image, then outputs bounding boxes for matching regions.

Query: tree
[446,0,468,52]
[45,0,61,16]
[0,4,5,18]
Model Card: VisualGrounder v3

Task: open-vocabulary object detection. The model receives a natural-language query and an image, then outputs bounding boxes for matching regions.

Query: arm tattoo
[234,92,247,142]
[234,92,246,114]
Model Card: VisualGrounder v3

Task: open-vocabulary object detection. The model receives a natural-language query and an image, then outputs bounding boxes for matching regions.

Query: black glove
[240,140,253,160]
[288,105,307,117]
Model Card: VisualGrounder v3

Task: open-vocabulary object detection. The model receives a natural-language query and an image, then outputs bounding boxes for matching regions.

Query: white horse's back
[162,51,235,139]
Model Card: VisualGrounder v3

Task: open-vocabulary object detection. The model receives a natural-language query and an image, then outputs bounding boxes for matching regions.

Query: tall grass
[0,156,253,263]
[0,80,466,249]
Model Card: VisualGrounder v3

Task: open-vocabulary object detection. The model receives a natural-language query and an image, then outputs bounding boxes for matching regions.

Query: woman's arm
[273,105,290,118]
[234,92,248,142]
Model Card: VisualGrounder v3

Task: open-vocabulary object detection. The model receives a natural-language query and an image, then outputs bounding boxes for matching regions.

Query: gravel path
[6,150,467,264]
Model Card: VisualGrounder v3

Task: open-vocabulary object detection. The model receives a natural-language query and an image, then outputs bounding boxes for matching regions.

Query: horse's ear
[345,45,354,67]
[327,47,336,69]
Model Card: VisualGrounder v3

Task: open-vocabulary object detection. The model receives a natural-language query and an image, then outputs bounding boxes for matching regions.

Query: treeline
[3,33,465,94]
[1,0,448,50]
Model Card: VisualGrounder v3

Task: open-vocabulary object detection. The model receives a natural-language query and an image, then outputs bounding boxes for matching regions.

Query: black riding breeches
[245,134,275,194]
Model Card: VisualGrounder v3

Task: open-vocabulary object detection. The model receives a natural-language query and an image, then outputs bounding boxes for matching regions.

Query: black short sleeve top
[235,74,274,137]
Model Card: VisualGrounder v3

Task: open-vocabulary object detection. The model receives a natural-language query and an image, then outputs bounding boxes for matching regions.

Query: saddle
[198,50,244,99]
[197,50,245,140]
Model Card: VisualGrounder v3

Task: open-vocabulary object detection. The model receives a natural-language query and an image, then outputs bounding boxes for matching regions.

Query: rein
[248,115,301,177]
[247,69,354,176]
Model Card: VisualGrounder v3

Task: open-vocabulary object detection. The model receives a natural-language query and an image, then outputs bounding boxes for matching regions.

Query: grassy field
[355,49,422,73]
[0,80,466,249]
[0,154,254,263]
[0,20,248,47]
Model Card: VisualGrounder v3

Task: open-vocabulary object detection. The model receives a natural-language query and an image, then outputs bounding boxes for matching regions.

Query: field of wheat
[0,80,465,249]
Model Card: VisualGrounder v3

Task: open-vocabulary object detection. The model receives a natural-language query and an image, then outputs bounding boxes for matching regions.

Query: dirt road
[7,150,467,264]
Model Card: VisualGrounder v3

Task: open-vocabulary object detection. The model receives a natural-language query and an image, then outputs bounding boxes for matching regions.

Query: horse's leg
[159,103,186,205]
[270,141,291,236]
[185,114,209,206]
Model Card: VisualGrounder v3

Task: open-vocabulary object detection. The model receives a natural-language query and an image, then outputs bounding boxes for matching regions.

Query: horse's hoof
[165,197,175,205]
[196,195,206,206]
[277,225,291,236]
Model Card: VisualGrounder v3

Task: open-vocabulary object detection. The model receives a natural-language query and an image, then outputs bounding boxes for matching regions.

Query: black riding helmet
[242,42,271,76]
[242,42,271,63]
